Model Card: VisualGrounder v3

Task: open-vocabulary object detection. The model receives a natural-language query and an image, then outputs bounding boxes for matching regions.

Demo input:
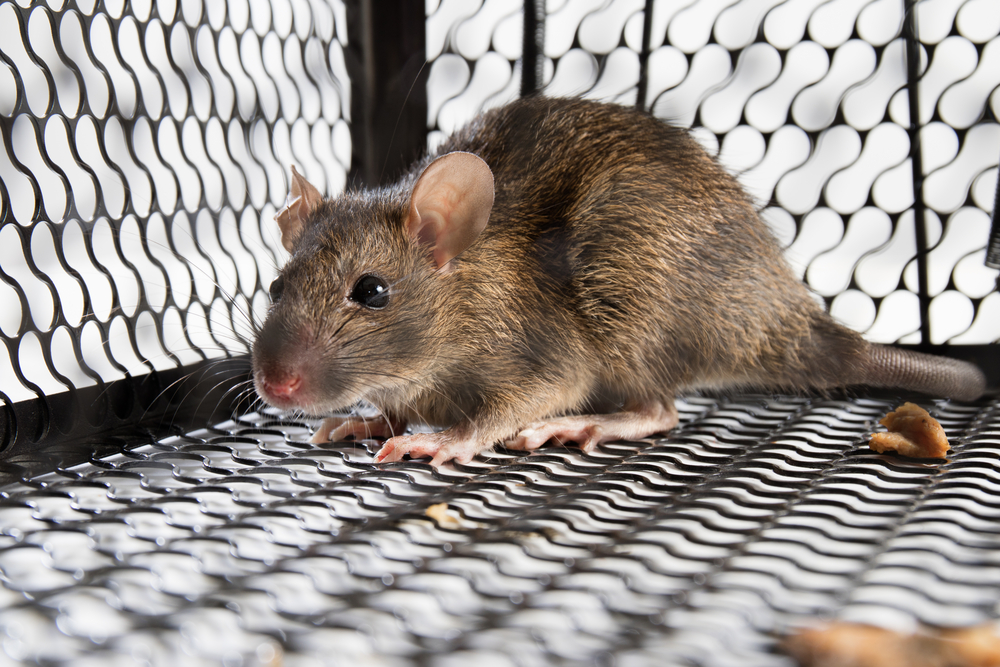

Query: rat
[251,96,987,466]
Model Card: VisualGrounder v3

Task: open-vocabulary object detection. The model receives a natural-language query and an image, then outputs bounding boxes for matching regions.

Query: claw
[373,439,401,463]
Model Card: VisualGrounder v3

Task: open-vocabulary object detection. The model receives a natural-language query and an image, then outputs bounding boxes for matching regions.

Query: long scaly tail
[861,344,986,400]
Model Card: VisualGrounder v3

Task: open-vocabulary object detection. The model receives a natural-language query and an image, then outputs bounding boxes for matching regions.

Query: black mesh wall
[424,0,1000,358]
[0,0,350,461]
[0,0,998,664]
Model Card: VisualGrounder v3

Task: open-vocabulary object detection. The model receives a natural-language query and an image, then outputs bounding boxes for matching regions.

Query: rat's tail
[860,344,986,401]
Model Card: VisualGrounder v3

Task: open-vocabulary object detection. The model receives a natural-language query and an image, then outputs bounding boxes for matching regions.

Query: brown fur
[252,97,985,452]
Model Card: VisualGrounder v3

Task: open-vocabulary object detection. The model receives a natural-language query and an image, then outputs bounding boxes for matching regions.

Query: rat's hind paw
[374,432,482,466]
[310,416,406,444]
[506,402,679,453]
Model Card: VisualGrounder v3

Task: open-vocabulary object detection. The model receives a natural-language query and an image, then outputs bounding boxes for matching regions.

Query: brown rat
[251,96,986,466]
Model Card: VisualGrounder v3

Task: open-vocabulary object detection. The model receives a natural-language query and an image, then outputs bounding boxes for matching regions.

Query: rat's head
[252,152,494,415]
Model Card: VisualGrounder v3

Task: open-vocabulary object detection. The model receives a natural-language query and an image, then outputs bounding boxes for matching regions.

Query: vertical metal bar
[345,0,428,188]
[904,0,931,346]
[520,0,546,97]
[345,0,375,186]
[635,0,655,111]
[987,147,1000,275]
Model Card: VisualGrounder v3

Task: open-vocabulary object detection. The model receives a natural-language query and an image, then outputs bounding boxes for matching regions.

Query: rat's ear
[275,165,323,252]
[406,151,494,271]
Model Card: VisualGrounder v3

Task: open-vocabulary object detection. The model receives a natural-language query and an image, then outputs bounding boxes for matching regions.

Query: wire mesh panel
[424,0,1000,347]
[0,394,996,664]
[0,0,351,453]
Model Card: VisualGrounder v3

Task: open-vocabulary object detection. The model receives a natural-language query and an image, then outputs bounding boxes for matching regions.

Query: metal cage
[0,0,998,664]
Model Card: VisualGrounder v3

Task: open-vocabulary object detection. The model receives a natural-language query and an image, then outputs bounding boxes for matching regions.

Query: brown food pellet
[869,402,949,459]
[783,622,1000,667]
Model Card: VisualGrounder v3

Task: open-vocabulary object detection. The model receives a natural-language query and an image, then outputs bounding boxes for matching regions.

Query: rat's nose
[260,373,302,402]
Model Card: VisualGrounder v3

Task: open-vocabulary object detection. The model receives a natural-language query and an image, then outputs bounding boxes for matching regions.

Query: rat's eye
[268,276,284,302]
[350,275,389,309]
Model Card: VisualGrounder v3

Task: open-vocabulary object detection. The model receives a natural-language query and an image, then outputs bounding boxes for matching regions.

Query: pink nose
[261,373,302,401]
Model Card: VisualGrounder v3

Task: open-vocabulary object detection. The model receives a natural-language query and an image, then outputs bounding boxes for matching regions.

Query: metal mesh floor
[0,393,998,666]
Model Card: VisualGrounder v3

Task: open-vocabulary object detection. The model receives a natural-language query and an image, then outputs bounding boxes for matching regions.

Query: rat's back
[433,98,862,396]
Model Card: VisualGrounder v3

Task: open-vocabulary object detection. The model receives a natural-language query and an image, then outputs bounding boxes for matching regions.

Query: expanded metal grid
[425,0,1000,346]
[0,1,997,438]
[0,0,999,665]
[0,0,348,420]
[0,394,998,665]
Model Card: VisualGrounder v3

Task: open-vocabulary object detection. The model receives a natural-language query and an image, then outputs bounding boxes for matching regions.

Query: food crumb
[783,622,1000,667]
[425,503,461,528]
[869,402,949,459]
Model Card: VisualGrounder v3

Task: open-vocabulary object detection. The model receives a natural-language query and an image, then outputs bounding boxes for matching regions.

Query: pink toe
[374,441,398,463]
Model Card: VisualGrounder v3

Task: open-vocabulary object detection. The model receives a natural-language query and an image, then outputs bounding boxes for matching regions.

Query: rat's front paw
[374,432,482,466]
[310,415,406,444]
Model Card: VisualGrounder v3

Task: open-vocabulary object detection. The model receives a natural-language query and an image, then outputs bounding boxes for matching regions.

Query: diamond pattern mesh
[425,0,1000,345]
[0,395,997,664]
[0,0,349,407]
